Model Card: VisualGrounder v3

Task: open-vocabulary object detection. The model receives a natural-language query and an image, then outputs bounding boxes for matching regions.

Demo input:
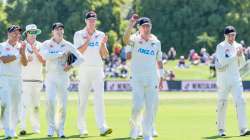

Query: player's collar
[224,40,236,46]
[139,33,155,42]
[6,40,19,48]
[83,28,98,36]
[51,38,66,45]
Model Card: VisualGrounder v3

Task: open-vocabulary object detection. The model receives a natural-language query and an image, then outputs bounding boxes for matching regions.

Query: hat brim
[22,29,41,36]
[86,17,97,20]
[139,22,151,26]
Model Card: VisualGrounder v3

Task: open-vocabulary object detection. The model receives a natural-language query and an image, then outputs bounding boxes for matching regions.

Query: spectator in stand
[167,47,176,60]
[114,44,121,56]
[117,61,129,78]
[177,56,188,68]
[244,46,250,60]
[240,40,246,48]
[68,70,79,92]
[168,70,175,81]
[209,53,216,78]
[120,47,127,63]
[191,52,200,65]
[188,49,195,61]
[200,48,209,64]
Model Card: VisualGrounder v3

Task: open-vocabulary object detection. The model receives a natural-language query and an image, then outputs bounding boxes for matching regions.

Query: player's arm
[100,35,109,59]
[236,45,246,67]
[125,45,132,60]
[0,55,17,64]
[0,45,15,63]
[20,42,28,66]
[123,14,138,45]
[32,44,46,65]
[74,32,91,54]
[127,52,132,60]
[156,41,164,89]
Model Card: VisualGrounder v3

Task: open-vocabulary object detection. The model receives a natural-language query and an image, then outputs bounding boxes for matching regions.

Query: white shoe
[218,129,226,137]
[152,129,158,137]
[138,131,143,137]
[9,129,17,137]
[240,129,250,136]
[33,129,40,134]
[130,128,138,139]
[100,127,112,136]
[144,136,153,140]
[57,130,65,138]
[79,129,88,137]
[47,127,54,137]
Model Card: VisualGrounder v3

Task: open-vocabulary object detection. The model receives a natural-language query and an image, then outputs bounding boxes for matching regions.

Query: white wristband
[159,69,164,78]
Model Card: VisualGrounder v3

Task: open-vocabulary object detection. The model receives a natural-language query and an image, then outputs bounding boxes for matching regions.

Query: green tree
[133,0,250,55]
[0,1,8,41]
[196,32,216,52]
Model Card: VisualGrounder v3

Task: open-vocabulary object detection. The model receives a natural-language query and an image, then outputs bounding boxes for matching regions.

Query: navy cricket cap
[85,11,97,19]
[7,25,22,33]
[138,17,151,26]
[52,22,64,30]
[224,25,236,35]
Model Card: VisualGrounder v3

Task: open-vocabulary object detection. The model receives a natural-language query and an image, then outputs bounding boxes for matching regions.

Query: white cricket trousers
[0,76,12,137]
[0,76,22,136]
[20,81,41,131]
[77,66,108,132]
[46,73,69,133]
[130,75,159,138]
[217,78,248,133]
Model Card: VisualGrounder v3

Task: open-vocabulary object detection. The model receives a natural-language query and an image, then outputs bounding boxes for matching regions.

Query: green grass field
[1,92,250,140]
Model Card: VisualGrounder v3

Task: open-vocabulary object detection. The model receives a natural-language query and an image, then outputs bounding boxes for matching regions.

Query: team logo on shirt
[5,47,11,51]
[138,48,155,56]
[151,42,156,47]
[61,44,65,48]
[49,45,53,48]
[88,42,99,47]
[139,40,143,44]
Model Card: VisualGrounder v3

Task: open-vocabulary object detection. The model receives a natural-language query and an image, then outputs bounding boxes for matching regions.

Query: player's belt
[23,79,42,83]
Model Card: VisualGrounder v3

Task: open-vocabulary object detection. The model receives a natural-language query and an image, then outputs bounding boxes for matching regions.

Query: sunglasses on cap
[27,30,38,35]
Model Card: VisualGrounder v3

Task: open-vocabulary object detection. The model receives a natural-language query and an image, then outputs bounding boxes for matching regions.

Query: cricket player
[41,22,84,138]
[0,25,27,139]
[123,15,164,140]
[215,25,250,137]
[74,11,112,137]
[20,24,45,135]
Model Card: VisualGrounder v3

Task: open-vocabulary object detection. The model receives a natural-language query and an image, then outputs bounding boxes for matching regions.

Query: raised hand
[101,35,108,46]
[20,41,26,55]
[130,14,139,27]
[237,47,244,56]
[84,33,92,42]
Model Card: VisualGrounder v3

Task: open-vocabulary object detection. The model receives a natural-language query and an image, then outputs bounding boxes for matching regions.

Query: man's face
[139,24,151,35]
[26,30,37,42]
[226,32,236,44]
[52,27,64,38]
[86,18,96,29]
[8,30,21,42]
